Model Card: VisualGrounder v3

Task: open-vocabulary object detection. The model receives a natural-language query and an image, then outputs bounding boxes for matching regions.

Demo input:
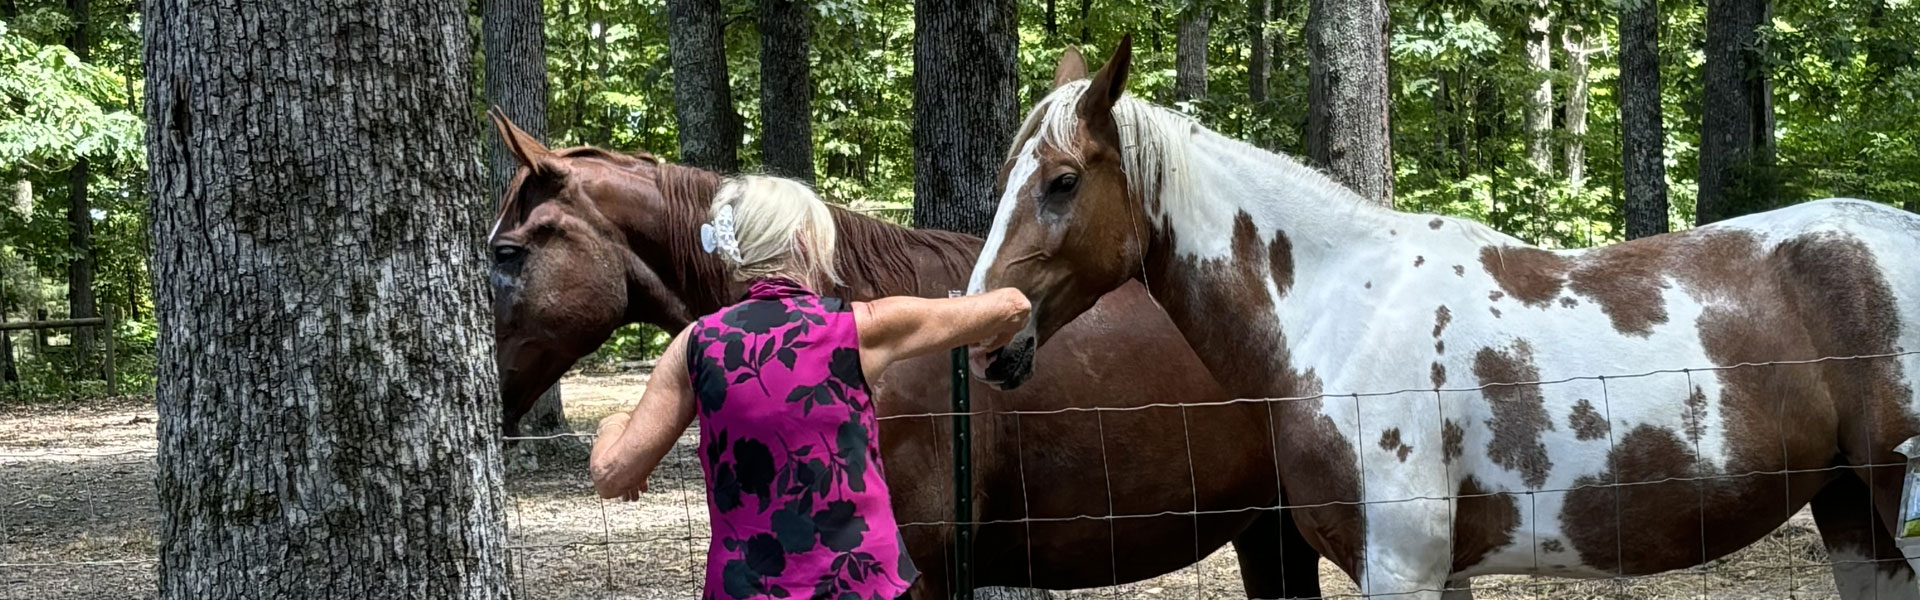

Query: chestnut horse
[968,40,1920,599]
[482,112,1323,597]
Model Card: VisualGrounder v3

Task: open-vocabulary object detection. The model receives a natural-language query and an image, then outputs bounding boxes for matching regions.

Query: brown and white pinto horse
[481,112,1325,597]
[969,40,1920,599]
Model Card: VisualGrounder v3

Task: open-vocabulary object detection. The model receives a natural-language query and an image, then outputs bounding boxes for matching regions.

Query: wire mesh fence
[1,352,1913,598]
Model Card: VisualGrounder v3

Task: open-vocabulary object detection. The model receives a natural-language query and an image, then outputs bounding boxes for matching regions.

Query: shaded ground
[0,371,1858,598]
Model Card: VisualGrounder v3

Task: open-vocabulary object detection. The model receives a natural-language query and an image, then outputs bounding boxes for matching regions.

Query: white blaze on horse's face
[968,136,1044,298]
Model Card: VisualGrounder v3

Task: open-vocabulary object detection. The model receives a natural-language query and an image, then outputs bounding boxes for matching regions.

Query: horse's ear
[1052,46,1088,89]
[489,106,556,175]
[1077,34,1133,121]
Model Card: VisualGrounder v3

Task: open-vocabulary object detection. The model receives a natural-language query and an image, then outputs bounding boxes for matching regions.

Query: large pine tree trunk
[911,0,1018,237]
[1564,26,1589,190]
[668,0,741,172]
[1620,0,1668,238]
[1175,2,1211,103]
[144,0,510,597]
[65,0,97,369]
[759,0,814,182]
[1523,0,1552,176]
[1697,0,1774,225]
[1248,0,1270,105]
[1307,0,1393,206]
[484,0,575,465]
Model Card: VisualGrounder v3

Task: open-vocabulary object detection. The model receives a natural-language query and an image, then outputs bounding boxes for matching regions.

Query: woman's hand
[591,413,646,500]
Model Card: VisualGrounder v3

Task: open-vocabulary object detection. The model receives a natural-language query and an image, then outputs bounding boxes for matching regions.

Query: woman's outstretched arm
[589,324,697,500]
[852,287,1031,381]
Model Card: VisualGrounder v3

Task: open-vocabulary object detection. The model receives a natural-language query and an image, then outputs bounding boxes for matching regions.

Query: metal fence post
[947,290,974,600]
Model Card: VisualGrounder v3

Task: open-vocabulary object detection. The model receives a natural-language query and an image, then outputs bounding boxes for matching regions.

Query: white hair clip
[701,204,741,262]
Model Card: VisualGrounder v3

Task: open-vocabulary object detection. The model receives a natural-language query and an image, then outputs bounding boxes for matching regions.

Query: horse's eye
[1045,173,1079,197]
[492,244,525,264]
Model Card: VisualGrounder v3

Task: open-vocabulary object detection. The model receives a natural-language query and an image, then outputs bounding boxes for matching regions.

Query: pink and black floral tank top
[687,277,918,600]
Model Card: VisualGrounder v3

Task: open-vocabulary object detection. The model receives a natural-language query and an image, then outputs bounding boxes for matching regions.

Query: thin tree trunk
[668,0,741,172]
[144,0,509,596]
[483,0,573,458]
[1524,0,1552,176]
[759,0,814,182]
[65,0,97,369]
[912,0,1018,237]
[1077,0,1091,43]
[1175,2,1211,104]
[1698,0,1774,225]
[1045,0,1058,41]
[1307,0,1393,206]
[1620,0,1668,238]
[1249,0,1270,105]
[1563,26,1590,190]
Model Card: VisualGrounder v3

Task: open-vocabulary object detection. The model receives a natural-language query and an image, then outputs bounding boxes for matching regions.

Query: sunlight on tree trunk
[1524,0,1552,177]
[1564,25,1591,190]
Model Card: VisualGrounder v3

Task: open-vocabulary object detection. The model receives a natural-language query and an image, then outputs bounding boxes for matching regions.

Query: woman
[588,175,1031,600]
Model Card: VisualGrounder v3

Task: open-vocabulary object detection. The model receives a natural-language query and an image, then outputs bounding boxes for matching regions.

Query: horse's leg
[1813,475,1920,599]
[1233,506,1323,599]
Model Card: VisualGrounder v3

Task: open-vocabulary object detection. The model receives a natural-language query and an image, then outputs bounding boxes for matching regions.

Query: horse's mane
[644,161,982,302]
[1014,80,1366,215]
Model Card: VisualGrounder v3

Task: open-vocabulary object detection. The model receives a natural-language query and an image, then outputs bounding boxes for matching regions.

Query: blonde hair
[709,175,842,288]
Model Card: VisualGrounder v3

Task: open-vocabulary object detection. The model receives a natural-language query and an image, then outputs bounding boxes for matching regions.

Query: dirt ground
[0,370,1859,599]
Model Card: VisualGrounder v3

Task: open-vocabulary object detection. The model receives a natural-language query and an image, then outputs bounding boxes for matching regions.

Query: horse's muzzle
[973,332,1037,390]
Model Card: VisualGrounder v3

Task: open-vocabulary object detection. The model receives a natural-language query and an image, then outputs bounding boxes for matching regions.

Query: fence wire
[2,351,1916,598]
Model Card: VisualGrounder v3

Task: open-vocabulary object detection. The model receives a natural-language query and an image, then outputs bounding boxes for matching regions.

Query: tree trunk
[759,0,814,182]
[1077,0,1091,43]
[65,0,97,369]
[667,0,741,172]
[144,0,510,596]
[1045,0,1057,41]
[1563,25,1589,190]
[1249,0,1270,105]
[1523,0,1552,176]
[484,0,575,462]
[483,0,550,201]
[1175,2,1211,103]
[912,0,1018,237]
[1697,0,1774,225]
[1620,0,1668,238]
[1307,0,1393,206]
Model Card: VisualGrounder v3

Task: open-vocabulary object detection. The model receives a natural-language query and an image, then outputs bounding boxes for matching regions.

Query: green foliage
[0,20,142,172]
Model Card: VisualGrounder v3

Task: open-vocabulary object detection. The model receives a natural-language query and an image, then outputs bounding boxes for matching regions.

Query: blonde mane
[1009,80,1370,219]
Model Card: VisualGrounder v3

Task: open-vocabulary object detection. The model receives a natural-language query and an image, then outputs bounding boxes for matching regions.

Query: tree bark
[1620,0,1668,238]
[1249,0,1270,105]
[1045,0,1058,41]
[1563,25,1590,190]
[759,0,814,182]
[483,0,574,459]
[668,0,742,172]
[912,0,1018,237]
[1523,0,1552,176]
[65,0,97,369]
[1077,0,1091,43]
[1175,2,1211,103]
[483,0,550,201]
[1697,0,1774,225]
[1307,0,1393,206]
[144,0,510,597]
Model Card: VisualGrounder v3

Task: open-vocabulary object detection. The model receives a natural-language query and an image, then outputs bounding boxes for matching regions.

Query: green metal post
[948,290,974,600]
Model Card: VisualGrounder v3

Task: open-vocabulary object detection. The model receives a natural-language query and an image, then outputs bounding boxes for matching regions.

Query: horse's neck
[1138,131,1413,395]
